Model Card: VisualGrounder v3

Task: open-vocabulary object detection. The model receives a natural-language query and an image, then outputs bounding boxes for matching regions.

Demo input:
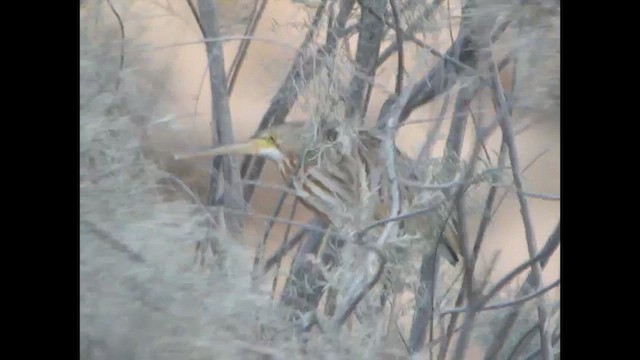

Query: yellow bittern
[174,121,461,264]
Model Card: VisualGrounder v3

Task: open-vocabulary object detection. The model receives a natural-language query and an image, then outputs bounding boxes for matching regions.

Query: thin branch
[470,56,514,262]
[81,219,146,264]
[437,288,464,360]
[356,195,446,241]
[227,0,269,95]
[478,223,560,310]
[449,67,512,359]
[417,91,452,164]
[139,35,307,54]
[106,0,125,90]
[270,198,299,298]
[409,171,473,353]
[330,246,387,327]
[491,148,550,218]
[326,0,355,50]
[473,139,507,259]
[164,174,217,227]
[441,279,560,315]
[376,20,511,129]
[252,190,290,278]
[451,138,485,360]
[402,32,477,74]
[482,223,560,360]
[185,0,206,37]
[264,227,306,272]
[213,206,329,233]
[523,331,560,360]
[506,324,541,360]
[518,191,561,201]
[241,179,299,196]
[389,0,404,95]
[377,0,445,67]
[408,252,437,353]
[443,79,481,166]
[491,54,553,360]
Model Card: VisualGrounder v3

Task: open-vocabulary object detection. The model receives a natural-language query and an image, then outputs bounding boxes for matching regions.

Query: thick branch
[376,19,511,129]
[346,0,387,121]
[197,0,244,228]
[280,217,329,314]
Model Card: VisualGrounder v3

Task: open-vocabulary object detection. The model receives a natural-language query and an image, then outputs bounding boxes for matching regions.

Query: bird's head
[173,121,308,163]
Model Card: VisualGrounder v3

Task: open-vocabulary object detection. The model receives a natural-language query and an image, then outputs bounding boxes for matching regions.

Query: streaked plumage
[174,121,461,264]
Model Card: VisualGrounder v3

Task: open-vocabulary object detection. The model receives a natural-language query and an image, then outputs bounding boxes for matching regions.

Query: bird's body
[174,121,461,264]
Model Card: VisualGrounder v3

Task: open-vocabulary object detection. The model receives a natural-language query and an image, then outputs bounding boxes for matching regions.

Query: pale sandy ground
[83,0,559,357]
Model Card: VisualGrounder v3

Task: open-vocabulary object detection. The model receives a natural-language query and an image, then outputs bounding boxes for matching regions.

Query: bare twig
[478,223,560,314]
[164,174,217,226]
[524,328,560,360]
[106,0,125,91]
[214,206,328,233]
[326,0,355,51]
[491,54,553,360]
[357,200,446,240]
[523,331,560,360]
[331,246,387,327]
[469,56,514,262]
[417,91,452,164]
[449,61,510,360]
[270,198,299,298]
[518,191,561,201]
[410,74,476,352]
[441,278,560,315]
[264,227,306,272]
[252,191,290,278]
[376,20,511,129]
[473,139,507,259]
[491,148,550,218]
[141,35,306,53]
[185,0,206,37]
[227,0,269,95]
[450,140,485,360]
[482,223,560,360]
[408,252,437,353]
[389,0,404,95]
[506,324,541,360]
[81,219,145,264]
[377,0,445,67]
[445,83,483,165]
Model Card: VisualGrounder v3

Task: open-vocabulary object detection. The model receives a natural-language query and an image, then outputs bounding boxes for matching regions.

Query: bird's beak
[173,139,262,160]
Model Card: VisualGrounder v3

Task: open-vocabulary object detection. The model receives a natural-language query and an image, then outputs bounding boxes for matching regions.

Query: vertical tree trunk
[197,0,245,231]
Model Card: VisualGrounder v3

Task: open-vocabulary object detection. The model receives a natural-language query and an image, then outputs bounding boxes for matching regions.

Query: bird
[174,121,461,265]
